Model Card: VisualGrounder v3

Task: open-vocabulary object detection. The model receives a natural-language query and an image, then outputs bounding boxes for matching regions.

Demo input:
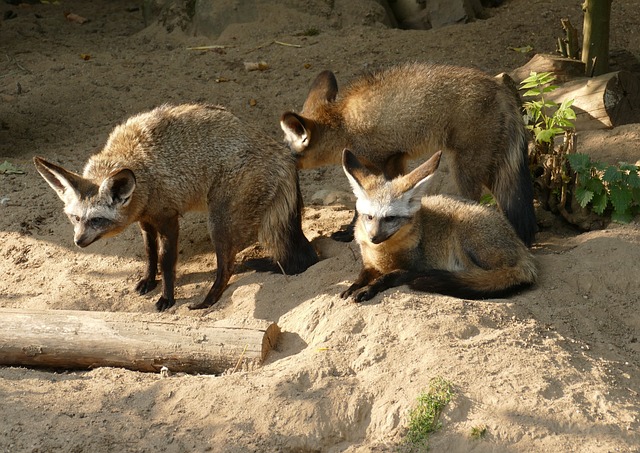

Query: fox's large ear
[302,70,338,113]
[399,151,442,201]
[33,156,82,203]
[99,169,136,207]
[342,149,374,201]
[280,112,314,152]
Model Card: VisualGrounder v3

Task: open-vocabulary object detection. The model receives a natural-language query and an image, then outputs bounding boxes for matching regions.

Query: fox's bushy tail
[259,165,318,275]
[492,96,537,247]
[409,263,537,299]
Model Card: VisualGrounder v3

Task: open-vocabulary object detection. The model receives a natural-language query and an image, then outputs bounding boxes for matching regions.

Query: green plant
[403,377,454,450]
[521,71,576,146]
[470,424,487,439]
[567,153,640,223]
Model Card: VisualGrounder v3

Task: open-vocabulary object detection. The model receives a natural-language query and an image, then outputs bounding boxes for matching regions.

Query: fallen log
[0,308,280,375]
[545,70,640,130]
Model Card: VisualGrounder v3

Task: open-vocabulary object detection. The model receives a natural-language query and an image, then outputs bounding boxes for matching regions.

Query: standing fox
[281,62,536,246]
[340,149,536,302]
[34,104,318,311]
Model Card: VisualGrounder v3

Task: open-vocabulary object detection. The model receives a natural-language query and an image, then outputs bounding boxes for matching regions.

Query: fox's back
[337,63,507,155]
[84,104,295,216]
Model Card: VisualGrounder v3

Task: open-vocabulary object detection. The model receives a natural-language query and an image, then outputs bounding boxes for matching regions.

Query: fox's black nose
[370,235,386,245]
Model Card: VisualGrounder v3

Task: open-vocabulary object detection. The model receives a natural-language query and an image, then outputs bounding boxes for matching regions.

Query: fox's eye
[363,214,374,221]
[68,214,81,223]
[90,217,110,228]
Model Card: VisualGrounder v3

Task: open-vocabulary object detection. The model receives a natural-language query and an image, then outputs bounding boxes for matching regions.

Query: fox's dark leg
[341,267,382,300]
[190,239,237,310]
[135,222,159,295]
[347,269,417,303]
[450,151,484,201]
[154,216,179,312]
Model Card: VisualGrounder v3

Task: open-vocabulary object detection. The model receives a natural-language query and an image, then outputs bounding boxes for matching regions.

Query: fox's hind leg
[190,239,237,310]
[449,151,484,202]
[135,221,159,295]
[189,211,239,310]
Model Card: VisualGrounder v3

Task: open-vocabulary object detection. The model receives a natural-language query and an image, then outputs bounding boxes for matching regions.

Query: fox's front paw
[135,277,158,295]
[340,284,358,299]
[350,286,377,302]
[155,296,175,312]
[341,284,376,302]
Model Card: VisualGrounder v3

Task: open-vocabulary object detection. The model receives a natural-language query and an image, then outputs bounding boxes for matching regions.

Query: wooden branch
[557,18,579,59]
[546,70,640,130]
[0,308,280,374]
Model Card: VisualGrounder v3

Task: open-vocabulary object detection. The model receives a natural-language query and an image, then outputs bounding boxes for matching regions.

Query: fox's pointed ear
[33,156,82,202]
[302,70,338,113]
[280,112,314,152]
[399,151,442,200]
[99,169,136,207]
[342,149,373,200]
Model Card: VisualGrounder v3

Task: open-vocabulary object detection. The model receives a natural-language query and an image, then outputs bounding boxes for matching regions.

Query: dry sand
[1,0,639,451]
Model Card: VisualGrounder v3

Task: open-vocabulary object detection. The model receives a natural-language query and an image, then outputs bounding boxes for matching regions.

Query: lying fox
[281,63,536,246]
[34,103,318,311]
[340,149,537,302]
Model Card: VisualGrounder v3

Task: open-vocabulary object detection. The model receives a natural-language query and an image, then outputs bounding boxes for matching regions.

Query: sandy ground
[1,0,640,451]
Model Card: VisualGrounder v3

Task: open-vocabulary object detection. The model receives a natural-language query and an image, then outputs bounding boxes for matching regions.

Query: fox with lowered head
[34,103,318,311]
[281,62,537,246]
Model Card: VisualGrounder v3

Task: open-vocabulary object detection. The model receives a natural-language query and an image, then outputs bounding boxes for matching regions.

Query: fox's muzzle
[74,231,100,248]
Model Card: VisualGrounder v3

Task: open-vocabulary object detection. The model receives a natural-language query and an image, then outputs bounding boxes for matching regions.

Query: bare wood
[545,70,640,130]
[0,308,280,374]
[510,53,586,84]
[557,18,579,59]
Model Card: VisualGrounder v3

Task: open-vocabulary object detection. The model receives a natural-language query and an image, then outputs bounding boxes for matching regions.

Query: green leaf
[523,88,543,97]
[575,186,594,207]
[603,165,621,183]
[618,162,638,172]
[584,176,605,194]
[591,191,609,214]
[609,184,633,214]
[520,73,541,87]
[0,161,25,175]
[567,153,591,173]
[592,161,608,172]
[509,45,534,53]
[536,129,556,143]
[542,85,559,93]
[625,169,640,188]
[479,193,497,206]
[611,209,633,224]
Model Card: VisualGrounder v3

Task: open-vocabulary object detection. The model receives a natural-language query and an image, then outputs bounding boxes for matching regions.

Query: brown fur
[281,62,536,246]
[341,150,536,302]
[34,104,318,311]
